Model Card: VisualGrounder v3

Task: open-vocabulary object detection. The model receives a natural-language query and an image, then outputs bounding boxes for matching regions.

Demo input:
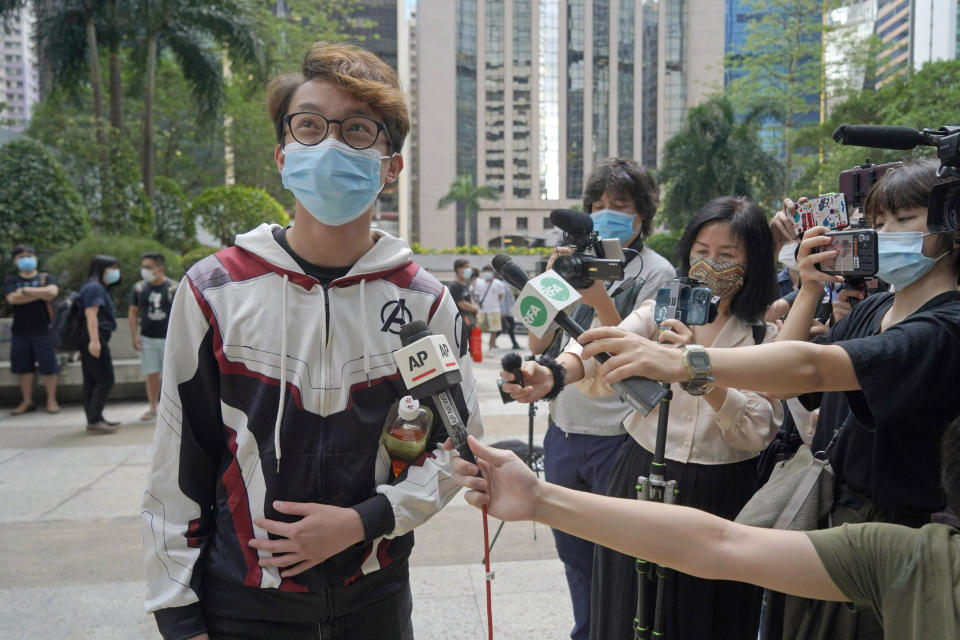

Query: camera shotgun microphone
[832,124,926,150]
[549,208,595,236]
[395,321,475,463]
[491,254,666,416]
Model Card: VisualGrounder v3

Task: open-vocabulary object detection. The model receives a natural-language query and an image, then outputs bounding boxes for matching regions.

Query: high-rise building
[406,0,708,249]
[912,0,959,69]
[825,1,879,115]
[875,0,912,86]
[0,5,39,133]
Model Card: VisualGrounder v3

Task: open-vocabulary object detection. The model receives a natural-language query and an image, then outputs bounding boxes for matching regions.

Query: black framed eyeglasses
[283,112,389,150]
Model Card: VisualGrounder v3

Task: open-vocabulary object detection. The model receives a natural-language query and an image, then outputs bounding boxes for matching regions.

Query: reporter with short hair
[506,196,783,640]
[570,159,960,640]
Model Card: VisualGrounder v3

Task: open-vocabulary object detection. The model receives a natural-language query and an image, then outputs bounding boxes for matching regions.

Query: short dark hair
[87,254,119,282]
[864,158,960,276]
[582,158,659,238]
[676,196,777,324]
[12,244,35,259]
[941,414,960,515]
[140,252,166,267]
[454,258,469,271]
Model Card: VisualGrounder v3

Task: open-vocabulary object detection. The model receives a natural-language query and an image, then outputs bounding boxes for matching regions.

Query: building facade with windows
[406,0,679,249]
[0,6,39,132]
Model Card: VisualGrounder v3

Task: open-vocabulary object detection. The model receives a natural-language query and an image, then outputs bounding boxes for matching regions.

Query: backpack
[50,290,84,351]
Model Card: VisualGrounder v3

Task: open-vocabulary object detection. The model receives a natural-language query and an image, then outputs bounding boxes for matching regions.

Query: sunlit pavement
[0,334,575,639]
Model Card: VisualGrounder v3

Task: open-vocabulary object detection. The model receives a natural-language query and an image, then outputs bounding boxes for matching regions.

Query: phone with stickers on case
[792,193,850,237]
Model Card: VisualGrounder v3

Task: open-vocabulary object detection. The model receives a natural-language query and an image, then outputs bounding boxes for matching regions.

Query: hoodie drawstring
[360,279,371,386]
[275,274,289,472]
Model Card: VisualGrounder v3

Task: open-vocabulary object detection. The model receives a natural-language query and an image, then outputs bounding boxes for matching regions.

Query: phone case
[792,193,849,237]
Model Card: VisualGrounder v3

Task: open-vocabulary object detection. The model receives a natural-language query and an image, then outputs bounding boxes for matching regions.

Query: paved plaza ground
[0,336,575,639]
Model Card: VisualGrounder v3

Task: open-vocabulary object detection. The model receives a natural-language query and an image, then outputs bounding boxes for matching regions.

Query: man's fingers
[272,500,314,516]
[249,535,292,554]
[257,551,302,568]
[464,489,490,509]
[466,435,513,465]
[579,326,627,344]
[281,559,322,578]
[252,517,292,538]
[450,452,478,475]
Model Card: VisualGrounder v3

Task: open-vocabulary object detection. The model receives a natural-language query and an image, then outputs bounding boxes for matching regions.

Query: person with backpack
[505,196,783,640]
[80,255,121,434]
[3,244,60,415]
[128,252,178,422]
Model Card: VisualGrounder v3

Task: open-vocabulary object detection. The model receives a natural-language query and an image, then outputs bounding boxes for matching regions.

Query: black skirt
[589,437,762,640]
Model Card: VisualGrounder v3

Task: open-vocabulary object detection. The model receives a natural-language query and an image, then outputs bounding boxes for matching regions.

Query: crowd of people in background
[3,250,176,435]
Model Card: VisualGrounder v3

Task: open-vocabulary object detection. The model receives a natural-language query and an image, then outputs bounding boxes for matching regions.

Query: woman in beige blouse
[503,196,782,640]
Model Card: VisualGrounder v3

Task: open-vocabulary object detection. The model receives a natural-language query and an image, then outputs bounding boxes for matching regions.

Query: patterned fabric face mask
[688,257,746,300]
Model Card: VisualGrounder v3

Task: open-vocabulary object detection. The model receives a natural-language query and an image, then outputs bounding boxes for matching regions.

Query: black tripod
[634,383,678,640]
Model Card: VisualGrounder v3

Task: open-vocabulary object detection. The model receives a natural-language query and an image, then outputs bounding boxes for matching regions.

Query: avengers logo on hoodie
[381,299,412,334]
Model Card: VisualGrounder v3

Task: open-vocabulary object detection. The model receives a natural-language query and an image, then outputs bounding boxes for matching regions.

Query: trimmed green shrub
[47,234,184,313]
[194,185,288,247]
[0,138,89,257]
[181,245,219,271]
[645,230,684,267]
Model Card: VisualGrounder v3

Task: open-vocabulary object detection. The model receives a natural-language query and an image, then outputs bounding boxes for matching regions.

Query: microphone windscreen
[832,124,923,150]
[492,254,531,290]
[500,352,522,371]
[550,209,594,236]
[399,319,430,346]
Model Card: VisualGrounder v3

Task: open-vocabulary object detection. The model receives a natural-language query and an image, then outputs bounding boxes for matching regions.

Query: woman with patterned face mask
[502,196,781,640]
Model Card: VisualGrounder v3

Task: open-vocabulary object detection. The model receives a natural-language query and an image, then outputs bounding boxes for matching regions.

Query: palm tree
[437,174,499,247]
[136,0,262,197]
[1,0,108,139]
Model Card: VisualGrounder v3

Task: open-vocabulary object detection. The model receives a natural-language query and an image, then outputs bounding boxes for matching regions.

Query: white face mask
[141,267,155,282]
[778,242,799,271]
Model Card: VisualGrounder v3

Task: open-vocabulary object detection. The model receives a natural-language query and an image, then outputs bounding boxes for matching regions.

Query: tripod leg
[652,564,668,639]
[481,519,507,562]
[634,558,650,640]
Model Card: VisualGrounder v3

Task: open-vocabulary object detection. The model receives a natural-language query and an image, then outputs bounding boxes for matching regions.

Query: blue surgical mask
[104,268,120,285]
[876,231,948,290]
[462,267,473,279]
[590,209,637,245]
[16,256,37,272]
[281,139,389,226]
[482,272,493,280]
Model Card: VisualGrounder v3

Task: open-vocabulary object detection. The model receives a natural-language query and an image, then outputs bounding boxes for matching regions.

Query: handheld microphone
[498,352,524,404]
[492,254,666,415]
[395,321,475,463]
[832,124,925,150]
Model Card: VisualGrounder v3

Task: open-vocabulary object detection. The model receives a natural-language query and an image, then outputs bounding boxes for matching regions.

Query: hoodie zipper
[320,283,333,415]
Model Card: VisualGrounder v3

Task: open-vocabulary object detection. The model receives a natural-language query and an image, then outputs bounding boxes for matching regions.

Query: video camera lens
[929,181,960,232]
[552,254,593,290]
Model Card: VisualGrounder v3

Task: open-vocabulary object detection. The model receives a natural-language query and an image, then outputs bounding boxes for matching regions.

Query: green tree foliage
[152,176,196,251]
[789,60,960,200]
[725,0,837,188]
[27,110,153,235]
[437,174,500,247]
[135,0,263,197]
[193,185,288,247]
[0,138,89,256]
[658,96,782,230]
[47,233,183,311]
[645,230,684,267]
[181,245,219,270]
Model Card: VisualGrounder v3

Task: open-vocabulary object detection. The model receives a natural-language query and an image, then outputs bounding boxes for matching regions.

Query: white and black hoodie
[142,224,481,638]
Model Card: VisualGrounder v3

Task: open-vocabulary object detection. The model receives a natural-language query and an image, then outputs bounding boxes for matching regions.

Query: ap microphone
[395,321,475,463]
[832,124,925,151]
[550,208,594,237]
[492,254,666,415]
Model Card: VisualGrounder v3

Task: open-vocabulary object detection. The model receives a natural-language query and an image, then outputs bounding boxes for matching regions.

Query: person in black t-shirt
[449,258,478,356]
[80,255,121,434]
[561,159,960,640]
[128,252,178,422]
[3,244,60,414]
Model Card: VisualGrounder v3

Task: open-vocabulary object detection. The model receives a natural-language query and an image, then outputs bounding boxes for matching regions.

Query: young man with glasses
[142,42,481,640]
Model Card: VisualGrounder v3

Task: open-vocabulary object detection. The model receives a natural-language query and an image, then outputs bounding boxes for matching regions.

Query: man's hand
[500,360,554,403]
[770,201,799,257]
[545,246,571,272]
[579,326,686,384]
[445,436,541,522]
[249,502,365,577]
[88,340,101,358]
[576,279,612,310]
[132,335,142,351]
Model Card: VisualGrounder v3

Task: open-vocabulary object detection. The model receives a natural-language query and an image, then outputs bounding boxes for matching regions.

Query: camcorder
[833,123,960,232]
[654,278,718,327]
[548,209,625,289]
